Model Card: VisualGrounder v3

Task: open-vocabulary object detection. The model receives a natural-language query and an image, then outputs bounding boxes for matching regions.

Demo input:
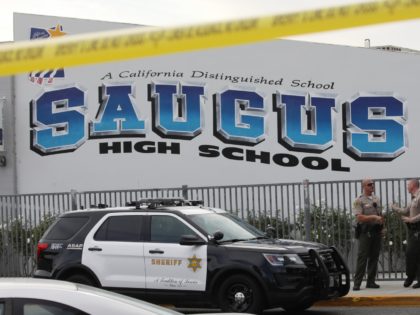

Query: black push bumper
[265,246,350,308]
[309,246,350,299]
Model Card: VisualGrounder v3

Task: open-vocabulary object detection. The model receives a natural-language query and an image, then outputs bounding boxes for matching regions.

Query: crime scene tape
[1,0,420,76]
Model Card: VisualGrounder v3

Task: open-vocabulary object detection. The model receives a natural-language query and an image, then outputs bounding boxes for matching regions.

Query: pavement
[315,280,420,307]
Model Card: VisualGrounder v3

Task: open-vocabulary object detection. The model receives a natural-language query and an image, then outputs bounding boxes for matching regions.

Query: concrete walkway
[316,281,420,306]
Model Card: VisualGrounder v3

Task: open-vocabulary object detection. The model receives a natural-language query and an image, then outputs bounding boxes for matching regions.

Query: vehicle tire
[65,274,96,286]
[218,274,264,314]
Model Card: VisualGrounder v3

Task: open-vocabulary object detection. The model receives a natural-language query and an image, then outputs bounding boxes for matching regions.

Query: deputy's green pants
[406,230,420,280]
[354,232,381,286]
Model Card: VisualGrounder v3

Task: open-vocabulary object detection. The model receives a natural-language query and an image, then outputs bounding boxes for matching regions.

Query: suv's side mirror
[213,231,224,241]
[180,234,206,246]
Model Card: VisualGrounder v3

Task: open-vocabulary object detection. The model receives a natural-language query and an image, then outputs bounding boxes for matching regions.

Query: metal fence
[0,178,415,279]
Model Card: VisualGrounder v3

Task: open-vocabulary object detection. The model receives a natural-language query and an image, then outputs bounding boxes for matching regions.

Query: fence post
[70,189,78,210]
[303,179,311,241]
[182,185,188,200]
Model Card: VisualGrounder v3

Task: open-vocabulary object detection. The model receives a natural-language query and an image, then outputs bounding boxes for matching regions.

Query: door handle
[149,249,164,254]
[88,247,102,252]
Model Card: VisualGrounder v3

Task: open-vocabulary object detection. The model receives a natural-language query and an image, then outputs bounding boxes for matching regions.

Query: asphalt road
[181,307,419,314]
[265,306,420,314]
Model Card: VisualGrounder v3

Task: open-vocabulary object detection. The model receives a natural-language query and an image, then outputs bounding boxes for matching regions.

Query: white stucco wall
[0,75,16,195]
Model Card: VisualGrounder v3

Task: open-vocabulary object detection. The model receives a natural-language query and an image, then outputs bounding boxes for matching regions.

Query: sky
[1,0,420,50]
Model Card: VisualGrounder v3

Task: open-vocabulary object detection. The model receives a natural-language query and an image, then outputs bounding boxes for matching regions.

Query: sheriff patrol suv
[34,198,349,313]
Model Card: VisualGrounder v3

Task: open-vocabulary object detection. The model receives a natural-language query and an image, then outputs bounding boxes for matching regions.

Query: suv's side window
[151,215,196,243]
[94,215,142,242]
[44,217,88,240]
[14,298,88,315]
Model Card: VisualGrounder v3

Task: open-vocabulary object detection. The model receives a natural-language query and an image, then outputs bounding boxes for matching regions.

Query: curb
[315,296,420,307]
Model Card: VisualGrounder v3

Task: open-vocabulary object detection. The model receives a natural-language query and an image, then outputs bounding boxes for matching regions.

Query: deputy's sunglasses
[366,183,374,187]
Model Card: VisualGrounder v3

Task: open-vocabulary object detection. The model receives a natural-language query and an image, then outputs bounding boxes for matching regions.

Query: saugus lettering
[29,81,407,162]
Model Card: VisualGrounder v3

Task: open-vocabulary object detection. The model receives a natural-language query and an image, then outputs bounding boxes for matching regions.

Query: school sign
[8,13,419,193]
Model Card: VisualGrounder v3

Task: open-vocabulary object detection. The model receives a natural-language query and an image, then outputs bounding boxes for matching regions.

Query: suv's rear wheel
[218,274,264,314]
[65,274,96,286]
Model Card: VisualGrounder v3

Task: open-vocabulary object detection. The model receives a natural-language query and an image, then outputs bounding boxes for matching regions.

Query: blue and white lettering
[30,86,87,155]
[90,83,145,137]
[273,92,336,152]
[344,94,407,160]
[149,83,204,139]
[214,89,265,145]
[28,81,409,164]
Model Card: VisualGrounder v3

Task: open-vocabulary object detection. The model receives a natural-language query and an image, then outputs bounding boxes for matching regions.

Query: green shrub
[295,203,353,256]
[247,214,293,239]
[0,213,56,256]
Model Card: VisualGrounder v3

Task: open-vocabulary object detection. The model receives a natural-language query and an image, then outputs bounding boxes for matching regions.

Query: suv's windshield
[189,212,265,242]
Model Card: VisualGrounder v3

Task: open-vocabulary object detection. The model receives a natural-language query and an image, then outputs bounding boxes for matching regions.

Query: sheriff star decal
[47,24,67,37]
[187,255,202,272]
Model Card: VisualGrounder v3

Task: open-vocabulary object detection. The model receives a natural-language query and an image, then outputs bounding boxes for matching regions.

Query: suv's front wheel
[218,274,264,314]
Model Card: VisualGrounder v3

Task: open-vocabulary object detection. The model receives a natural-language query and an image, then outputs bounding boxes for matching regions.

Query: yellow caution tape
[1,0,420,76]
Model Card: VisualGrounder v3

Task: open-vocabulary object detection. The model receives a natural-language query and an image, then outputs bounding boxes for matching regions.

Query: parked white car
[0,278,191,315]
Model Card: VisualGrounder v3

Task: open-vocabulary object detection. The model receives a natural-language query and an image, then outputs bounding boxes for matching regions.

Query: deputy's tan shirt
[353,194,381,225]
[395,189,420,223]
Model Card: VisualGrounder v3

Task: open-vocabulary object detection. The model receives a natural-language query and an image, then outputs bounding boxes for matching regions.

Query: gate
[0,178,414,279]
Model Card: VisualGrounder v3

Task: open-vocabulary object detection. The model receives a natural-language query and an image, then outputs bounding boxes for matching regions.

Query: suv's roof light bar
[126,198,204,209]
[189,200,204,206]
[136,198,185,209]
[90,203,108,209]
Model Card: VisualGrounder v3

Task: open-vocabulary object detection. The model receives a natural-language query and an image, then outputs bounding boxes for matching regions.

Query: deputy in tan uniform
[391,178,420,288]
[353,178,384,291]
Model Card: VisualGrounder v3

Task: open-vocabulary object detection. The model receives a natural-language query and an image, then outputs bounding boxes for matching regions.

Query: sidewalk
[316,281,420,307]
